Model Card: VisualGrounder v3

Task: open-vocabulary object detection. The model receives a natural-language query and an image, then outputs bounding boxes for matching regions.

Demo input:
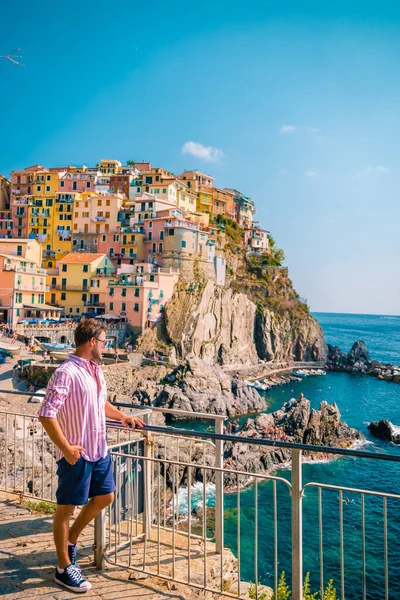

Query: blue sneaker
[54,564,92,593]
[68,543,81,571]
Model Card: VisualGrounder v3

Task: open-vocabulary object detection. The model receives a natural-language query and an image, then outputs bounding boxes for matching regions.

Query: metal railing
[1,396,400,599]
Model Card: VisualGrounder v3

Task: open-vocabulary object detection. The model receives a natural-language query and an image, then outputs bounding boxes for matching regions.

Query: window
[72,182,77,190]
[69,308,73,313]
[17,245,22,256]
[181,241,187,248]
[16,309,20,317]
[36,186,41,192]
[76,308,80,313]
[148,231,152,241]
[106,212,110,218]
[148,202,153,209]
[162,188,167,194]
[149,274,155,282]
[168,229,174,236]
[122,288,126,297]
[97,199,102,206]
[159,243,163,252]
[102,235,106,242]
[160,230,164,240]
[148,221,152,228]
[134,288,139,297]
[106,199,110,206]
[60,181,65,187]
[109,302,114,310]
[86,181,91,188]
[46,186,50,192]
[134,303,139,312]
[62,264,67,272]
[122,302,126,311]
[83,265,89,273]
[46,175,51,181]
[109,288,114,297]
[61,292,66,300]
[137,187,140,192]
[113,234,119,242]
[82,293,87,301]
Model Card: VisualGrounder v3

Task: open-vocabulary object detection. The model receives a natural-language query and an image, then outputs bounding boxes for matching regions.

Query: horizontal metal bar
[304,481,400,500]
[2,410,400,463]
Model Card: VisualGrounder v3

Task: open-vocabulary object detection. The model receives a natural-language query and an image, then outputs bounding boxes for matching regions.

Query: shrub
[277,572,291,600]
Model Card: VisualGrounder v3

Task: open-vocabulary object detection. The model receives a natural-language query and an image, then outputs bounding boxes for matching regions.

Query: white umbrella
[95,314,120,320]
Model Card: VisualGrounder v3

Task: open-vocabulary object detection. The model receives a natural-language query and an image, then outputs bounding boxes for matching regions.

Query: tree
[126,160,136,167]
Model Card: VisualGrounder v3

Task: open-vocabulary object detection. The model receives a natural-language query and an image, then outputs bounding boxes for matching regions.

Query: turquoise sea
[177,313,400,599]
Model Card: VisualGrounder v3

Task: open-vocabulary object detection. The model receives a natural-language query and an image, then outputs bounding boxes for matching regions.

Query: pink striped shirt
[38,354,108,462]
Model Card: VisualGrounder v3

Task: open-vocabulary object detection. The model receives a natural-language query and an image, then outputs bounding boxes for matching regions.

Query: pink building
[106,263,179,333]
[58,171,95,193]
[143,208,184,264]
[246,226,270,254]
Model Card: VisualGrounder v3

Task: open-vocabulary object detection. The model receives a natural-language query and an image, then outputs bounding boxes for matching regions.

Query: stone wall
[161,252,216,283]
[17,324,129,348]
[22,362,133,399]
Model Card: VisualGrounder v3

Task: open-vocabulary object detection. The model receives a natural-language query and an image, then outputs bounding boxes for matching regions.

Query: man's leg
[68,492,114,544]
[53,504,76,569]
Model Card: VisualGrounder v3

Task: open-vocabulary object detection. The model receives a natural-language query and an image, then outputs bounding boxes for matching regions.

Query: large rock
[155,356,266,418]
[165,279,327,367]
[347,341,371,368]
[222,394,363,485]
[255,309,327,362]
[368,420,400,444]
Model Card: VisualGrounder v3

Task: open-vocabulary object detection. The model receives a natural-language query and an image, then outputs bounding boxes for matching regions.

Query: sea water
[175,313,400,599]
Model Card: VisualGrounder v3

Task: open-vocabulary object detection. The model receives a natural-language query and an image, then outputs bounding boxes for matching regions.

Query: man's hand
[64,445,85,465]
[120,414,145,430]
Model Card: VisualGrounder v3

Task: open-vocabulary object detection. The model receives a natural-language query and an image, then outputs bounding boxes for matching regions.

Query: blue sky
[1,0,400,315]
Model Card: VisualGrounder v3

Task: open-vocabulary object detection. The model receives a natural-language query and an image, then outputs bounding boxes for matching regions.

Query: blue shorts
[56,452,116,506]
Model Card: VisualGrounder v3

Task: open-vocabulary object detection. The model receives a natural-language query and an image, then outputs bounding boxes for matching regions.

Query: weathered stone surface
[255,309,327,362]
[154,356,266,418]
[327,340,400,384]
[165,279,327,367]
[347,341,371,367]
[368,420,400,444]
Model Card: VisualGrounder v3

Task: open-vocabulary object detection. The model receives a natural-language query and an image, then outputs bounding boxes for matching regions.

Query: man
[38,318,144,593]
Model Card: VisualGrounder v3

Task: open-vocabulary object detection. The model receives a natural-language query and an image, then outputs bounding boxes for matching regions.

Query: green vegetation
[249,581,270,600]
[21,499,56,515]
[277,572,291,600]
[214,214,244,245]
[268,234,285,267]
[248,573,340,600]
[126,159,136,166]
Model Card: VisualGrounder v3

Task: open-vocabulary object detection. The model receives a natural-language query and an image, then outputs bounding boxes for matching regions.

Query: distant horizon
[312,310,400,317]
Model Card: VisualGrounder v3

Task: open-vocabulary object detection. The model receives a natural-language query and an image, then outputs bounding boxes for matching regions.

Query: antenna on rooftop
[0,48,24,67]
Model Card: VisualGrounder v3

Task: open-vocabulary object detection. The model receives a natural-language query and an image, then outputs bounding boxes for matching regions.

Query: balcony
[92,216,106,222]
[84,301,105,307]
[0,215,12,221]
[55,284,89,291]
[43,251,55,257]
[4,264,47,275]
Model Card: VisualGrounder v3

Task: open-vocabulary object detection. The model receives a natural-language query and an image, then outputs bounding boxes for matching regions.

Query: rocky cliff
[164,278,326,367]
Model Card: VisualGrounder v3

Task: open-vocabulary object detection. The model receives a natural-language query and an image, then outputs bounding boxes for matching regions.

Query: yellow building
[27,170,60,269]
[49,253,115,317]
[73,192,122,253]
[197,188,214,214]
[96,159,122,175]
[51,192,75,265]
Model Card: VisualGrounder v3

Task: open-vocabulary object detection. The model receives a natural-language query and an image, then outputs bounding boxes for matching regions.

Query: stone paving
[0,492,201,600]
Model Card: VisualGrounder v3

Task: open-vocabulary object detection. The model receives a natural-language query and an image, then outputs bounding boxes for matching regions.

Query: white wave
[175,482,216,515]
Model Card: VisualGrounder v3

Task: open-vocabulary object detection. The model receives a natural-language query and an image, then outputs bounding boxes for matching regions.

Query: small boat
[43,342,74,352]
[50,350,73,361]
[292,371,307,378]
[0,340,21,356]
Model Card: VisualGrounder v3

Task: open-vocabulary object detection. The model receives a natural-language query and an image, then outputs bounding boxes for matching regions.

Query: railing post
[94,509,106,570]
[215,418,224,554]
[291,449,303,600]
[143,411,152,539]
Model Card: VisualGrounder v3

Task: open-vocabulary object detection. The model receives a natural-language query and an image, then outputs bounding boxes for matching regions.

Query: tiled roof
[60,253,106,264]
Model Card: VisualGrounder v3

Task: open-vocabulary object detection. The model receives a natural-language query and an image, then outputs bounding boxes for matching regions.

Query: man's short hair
[74,318,106,347]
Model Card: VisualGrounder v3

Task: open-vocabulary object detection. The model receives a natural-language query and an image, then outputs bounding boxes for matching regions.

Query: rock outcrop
[222,395,363,485]
[165,279,327,367]
[154,355,266,418]
[327,341,400,383]
[368,420,400,444]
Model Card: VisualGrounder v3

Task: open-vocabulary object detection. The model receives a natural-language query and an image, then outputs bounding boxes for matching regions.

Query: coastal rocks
[155,356,266,418]
[368,420,400,444]
[327,340,400,383]
[223,395,363,484]
[165,279,327,368]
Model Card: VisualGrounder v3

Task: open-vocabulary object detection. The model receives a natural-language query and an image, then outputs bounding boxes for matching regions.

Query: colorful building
[106,263,179,333]
[225,188,255,229]
[177,170,214,191]
[0,239,61,325]
[211,188,236,220]
[49,253,115,316]
[245,226,270,254]
[72,192,123,253]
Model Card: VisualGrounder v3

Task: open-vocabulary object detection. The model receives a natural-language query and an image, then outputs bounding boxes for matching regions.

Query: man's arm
[105,401,145,429]
[38,416,84,465]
